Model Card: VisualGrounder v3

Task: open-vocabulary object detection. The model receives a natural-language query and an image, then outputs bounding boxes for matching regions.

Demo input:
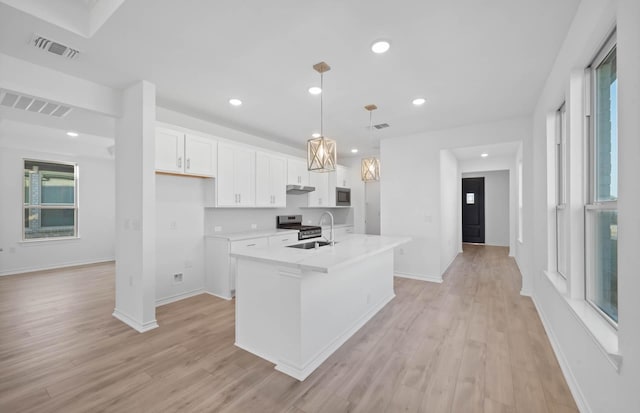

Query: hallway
[0,245,577,412]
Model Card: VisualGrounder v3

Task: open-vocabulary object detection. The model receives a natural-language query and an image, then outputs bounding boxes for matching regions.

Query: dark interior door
[462,177,485,243]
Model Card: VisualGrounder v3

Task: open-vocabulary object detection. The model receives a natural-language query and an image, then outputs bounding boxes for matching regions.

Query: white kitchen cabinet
[155,127,216,177]
[217,142,256,207]
[287,158,310,186]
[256,152,287,207]
[308,171,330,207]
[205,236,268,299]
[336,165,350,188]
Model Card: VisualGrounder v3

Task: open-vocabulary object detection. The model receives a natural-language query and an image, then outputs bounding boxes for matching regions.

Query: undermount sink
[287,240,338,249]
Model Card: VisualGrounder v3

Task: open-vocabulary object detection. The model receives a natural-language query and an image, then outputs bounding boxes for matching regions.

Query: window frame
[585,32,618,328]
[556,103,568,278]
[22,158,80,241]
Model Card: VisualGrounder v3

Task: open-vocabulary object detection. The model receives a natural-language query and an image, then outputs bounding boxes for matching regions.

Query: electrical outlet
[399,248,404,255]
[173,273,183,283]
[251,223,257,229]
[170,221,177,230]
[214,226,222,232]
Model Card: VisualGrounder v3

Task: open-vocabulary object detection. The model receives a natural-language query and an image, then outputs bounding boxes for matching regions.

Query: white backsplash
[204,193,352,234]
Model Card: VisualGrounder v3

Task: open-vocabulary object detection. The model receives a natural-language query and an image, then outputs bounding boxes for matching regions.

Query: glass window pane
[594,47,617,201]
[23,160,77,240]
[24,208,76,239]
[588,210,618,322]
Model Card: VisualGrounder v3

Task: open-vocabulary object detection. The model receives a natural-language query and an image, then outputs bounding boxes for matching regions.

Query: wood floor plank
[0,246,578,412]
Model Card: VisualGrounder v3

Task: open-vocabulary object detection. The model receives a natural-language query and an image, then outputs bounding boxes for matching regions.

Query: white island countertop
[230,234,410,273]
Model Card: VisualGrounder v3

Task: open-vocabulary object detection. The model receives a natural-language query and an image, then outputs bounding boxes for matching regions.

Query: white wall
[527,0,640,412]
[439,149,459,273]
[380,117,530,282]
[0,127,115,276]
[461,170,510,247]
[155,175,208,305]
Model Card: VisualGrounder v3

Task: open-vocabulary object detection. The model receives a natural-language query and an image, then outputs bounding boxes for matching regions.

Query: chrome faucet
[319,211,335,246]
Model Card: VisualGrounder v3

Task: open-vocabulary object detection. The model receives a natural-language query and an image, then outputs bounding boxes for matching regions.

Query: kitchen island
[230,234,410,381]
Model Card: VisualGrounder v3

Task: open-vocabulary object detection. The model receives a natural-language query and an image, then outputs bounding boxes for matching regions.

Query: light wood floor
[0,245,577,413]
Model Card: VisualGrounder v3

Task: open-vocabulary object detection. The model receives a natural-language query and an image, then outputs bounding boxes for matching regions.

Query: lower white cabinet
[205,236,268,299]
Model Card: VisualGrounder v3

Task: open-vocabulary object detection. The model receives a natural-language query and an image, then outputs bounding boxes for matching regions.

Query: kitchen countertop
[205,228,298,241]
[230,234,410,273]
[205,224,354,241]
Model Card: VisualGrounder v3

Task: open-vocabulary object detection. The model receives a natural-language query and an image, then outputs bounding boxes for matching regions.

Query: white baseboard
[273,293,396,381]
[0,257,115,277]
[520,287,532,297]
[531,296,591,413]
[395,271,443,284]
[112,308,159,333]
[156,288,204,307]
[204,291,233,301]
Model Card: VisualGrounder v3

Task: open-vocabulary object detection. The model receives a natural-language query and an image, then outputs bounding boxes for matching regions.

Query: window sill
[19,237,81,245]
[543,270,621,371]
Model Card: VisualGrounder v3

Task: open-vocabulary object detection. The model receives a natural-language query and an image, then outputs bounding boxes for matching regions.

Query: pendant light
[361,104,381,182]
[307,61,337,172]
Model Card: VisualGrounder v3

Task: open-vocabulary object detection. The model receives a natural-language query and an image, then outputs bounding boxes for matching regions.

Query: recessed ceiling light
[371,40,390,54]
[229,98,242,106]
[412,98,426,106]
[351,148,358,153]
[308,87,322,95]
[312,133,321,138]
[481,153,489,157]
[66,131,79,137]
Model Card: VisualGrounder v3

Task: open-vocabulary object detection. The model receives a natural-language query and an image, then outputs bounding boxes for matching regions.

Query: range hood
[286,185,316,194]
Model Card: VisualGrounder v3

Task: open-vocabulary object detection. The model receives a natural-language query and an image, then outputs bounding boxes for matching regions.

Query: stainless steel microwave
[336,187,351,206]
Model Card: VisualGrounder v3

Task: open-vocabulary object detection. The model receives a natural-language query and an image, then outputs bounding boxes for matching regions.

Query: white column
[112,81,158,332]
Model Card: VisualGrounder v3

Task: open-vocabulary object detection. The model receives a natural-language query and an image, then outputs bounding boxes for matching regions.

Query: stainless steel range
[276,215,322,240]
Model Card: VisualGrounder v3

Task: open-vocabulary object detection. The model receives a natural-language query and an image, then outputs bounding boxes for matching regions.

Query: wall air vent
[373,123,390,130]
[31,34,80,59]
[0,90,73,117]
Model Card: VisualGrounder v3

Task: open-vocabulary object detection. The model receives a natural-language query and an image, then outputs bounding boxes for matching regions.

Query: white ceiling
[0,1,580,157]
[451,141,520,162]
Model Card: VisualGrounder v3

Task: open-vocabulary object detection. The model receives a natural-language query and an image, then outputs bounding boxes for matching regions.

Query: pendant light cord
[369,110,373,144]
[320,72,324,138]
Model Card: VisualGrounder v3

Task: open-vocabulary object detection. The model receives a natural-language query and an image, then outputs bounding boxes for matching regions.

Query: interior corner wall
[439,149,459,274]
[461,170,510,248]
[380,116,530,282]
[0,134,115,276]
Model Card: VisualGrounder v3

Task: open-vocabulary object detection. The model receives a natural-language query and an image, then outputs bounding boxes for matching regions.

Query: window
[23,159,78,240]
[586,36,617,324]
[556,103,568,277]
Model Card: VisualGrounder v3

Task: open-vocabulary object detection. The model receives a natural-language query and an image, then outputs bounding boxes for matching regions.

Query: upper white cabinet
[155,127,216,177]
[217,143,255,207]
[256,152,287,207]
[308,171,330,207]
[287,158,310,186]
[336,165,349,188]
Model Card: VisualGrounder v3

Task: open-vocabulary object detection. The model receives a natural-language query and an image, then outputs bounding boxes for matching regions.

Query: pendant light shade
[308,137,337,172]
[361,104,381,181]
[307,61,336,172]
[361,157,380,181]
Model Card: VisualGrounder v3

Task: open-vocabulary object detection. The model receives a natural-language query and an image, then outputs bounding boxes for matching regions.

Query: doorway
[462,177,485,243]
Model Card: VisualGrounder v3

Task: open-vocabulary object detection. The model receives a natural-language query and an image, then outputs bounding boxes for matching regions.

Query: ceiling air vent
[32,34,80,59]
[373,123,390,130]
[0,90,73,117]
